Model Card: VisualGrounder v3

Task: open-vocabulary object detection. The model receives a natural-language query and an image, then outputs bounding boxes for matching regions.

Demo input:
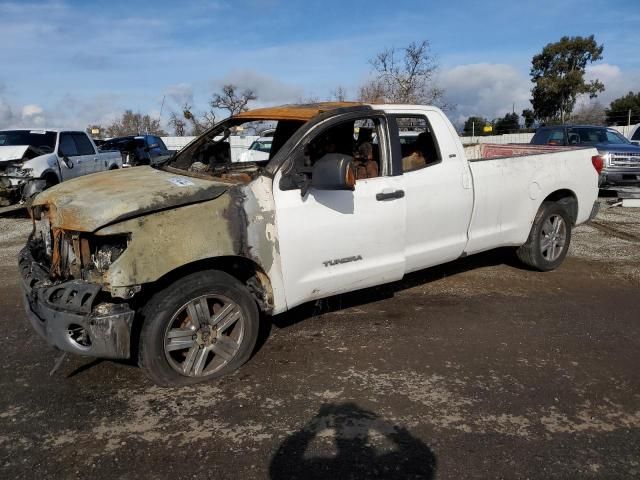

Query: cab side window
[303,117,384,181]
[59,133,78,156]
[396,116,441,173]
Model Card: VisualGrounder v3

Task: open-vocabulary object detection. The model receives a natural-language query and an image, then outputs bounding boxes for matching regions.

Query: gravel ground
[0,201,639,479]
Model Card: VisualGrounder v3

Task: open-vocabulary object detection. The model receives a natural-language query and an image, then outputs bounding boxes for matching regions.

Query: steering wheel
[37,145,53,153]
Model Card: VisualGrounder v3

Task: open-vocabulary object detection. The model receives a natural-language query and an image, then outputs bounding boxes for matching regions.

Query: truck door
[71,132,99,174]
[273,114,406,309]
[57,132,84,180]
[389,111,473,273]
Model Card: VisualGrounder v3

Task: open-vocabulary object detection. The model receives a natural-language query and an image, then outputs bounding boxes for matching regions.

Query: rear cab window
[391,115,441,173]
[72,133,96,155]
[532,128,566,145]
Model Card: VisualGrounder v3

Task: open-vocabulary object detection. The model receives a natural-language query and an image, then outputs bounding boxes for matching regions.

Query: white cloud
[21,104,43,117]
[163,83,194,107]
[581,63,640,107]
[438,63,531,125]
[212,69,305,105]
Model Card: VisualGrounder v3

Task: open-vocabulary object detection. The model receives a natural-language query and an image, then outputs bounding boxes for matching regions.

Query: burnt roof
[233,102,369,121]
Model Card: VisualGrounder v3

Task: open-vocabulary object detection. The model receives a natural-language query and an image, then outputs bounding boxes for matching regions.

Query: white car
[0,129,122,206]
[237,137,272,163]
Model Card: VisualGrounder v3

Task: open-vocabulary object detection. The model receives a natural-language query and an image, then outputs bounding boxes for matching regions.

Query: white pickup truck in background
[0,129,122,206]
[20,103,600,386]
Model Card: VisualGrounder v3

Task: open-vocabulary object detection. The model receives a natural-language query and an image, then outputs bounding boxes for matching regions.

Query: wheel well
[145,256,274,313]
[109,164,119,170]
[43,171,59,186]
[543,189,578,224]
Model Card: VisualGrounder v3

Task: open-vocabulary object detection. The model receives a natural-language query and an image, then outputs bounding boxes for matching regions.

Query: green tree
[463,116,490,136]
[605,91,640,125]
[521,109,535,129]
[530,35,604,123]
[494,112,520,134]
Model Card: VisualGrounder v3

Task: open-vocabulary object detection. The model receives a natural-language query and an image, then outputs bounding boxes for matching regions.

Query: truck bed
[464,143,578,161]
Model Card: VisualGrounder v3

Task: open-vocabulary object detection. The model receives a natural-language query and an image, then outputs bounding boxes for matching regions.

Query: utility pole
[472,121,475,142]
[159,95,166,125]
[629,109,632,126]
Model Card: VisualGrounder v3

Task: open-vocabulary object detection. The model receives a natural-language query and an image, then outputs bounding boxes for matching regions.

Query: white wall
[162,135,259,162]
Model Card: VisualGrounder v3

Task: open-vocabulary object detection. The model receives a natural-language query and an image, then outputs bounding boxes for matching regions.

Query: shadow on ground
[269,402,436,479]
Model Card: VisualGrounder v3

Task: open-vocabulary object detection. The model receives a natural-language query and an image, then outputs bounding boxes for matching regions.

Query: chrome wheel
[540,214,567,262]
[163,294,244,377]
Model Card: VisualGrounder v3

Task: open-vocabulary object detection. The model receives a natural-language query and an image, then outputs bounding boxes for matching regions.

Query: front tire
[139,270,259,386]
[517,201,572,271]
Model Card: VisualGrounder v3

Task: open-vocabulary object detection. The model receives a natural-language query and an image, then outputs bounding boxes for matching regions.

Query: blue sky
[1,0,639,130]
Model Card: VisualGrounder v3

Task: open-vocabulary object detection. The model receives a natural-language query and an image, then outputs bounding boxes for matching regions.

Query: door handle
[376,190,405,201]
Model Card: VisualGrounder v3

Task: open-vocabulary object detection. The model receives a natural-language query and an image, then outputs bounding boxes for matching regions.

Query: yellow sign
[91,128,100,135]
[483,125,493,133]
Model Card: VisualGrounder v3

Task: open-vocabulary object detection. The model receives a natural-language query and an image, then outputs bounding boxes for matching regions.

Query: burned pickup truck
[19,103,600,386]
[0,129,121,206]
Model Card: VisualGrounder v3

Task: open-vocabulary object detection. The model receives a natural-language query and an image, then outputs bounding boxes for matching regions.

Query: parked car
[628,124,640,145]
[237,136,273,163]
[0,129,122,206]
[100,135,173,166]
[21,102,599,386]
[531,125,640,187]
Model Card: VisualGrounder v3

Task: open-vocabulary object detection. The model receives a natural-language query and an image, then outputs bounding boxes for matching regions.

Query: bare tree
[210,84,257,117]
[358,40,445,107]
[296,93,320,104]
[571,102,606,125]
[331,86,348,102]
[105,110,167,137]
[181,103,216,136]
[168,112,186,136]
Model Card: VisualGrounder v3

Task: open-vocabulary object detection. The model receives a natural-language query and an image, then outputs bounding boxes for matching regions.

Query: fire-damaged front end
[18,166,251,360]
[21,207,137,359]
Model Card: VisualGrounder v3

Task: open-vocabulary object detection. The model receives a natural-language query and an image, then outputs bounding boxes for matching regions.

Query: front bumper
[18,246,135,359]
[600,168,640,187]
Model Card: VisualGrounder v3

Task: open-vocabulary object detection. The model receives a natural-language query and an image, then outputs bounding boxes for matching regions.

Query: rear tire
[517,201,572,271]
[139,270,259,386]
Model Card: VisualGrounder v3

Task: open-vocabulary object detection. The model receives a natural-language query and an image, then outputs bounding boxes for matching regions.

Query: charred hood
[33,166,230,231]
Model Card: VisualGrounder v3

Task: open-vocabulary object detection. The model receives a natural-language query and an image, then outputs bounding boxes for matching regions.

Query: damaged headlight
[88,235,129,274]
[5,164,33,177]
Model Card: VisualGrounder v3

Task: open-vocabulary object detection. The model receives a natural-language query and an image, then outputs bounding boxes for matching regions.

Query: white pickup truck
[0,129,122,206]
[20,103,599,386]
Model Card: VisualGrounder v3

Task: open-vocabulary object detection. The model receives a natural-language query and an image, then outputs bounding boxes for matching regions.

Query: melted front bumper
[19,246,135,359]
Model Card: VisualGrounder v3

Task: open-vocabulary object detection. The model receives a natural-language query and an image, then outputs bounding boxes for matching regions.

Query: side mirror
[58,150,74,169]
[310,154,356,192]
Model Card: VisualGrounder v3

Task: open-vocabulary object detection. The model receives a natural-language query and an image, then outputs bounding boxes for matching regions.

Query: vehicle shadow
[269,402,436,480]
[270,247,520,331]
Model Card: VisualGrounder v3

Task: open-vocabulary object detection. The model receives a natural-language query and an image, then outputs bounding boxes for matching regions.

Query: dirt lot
[0,203,639,479]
